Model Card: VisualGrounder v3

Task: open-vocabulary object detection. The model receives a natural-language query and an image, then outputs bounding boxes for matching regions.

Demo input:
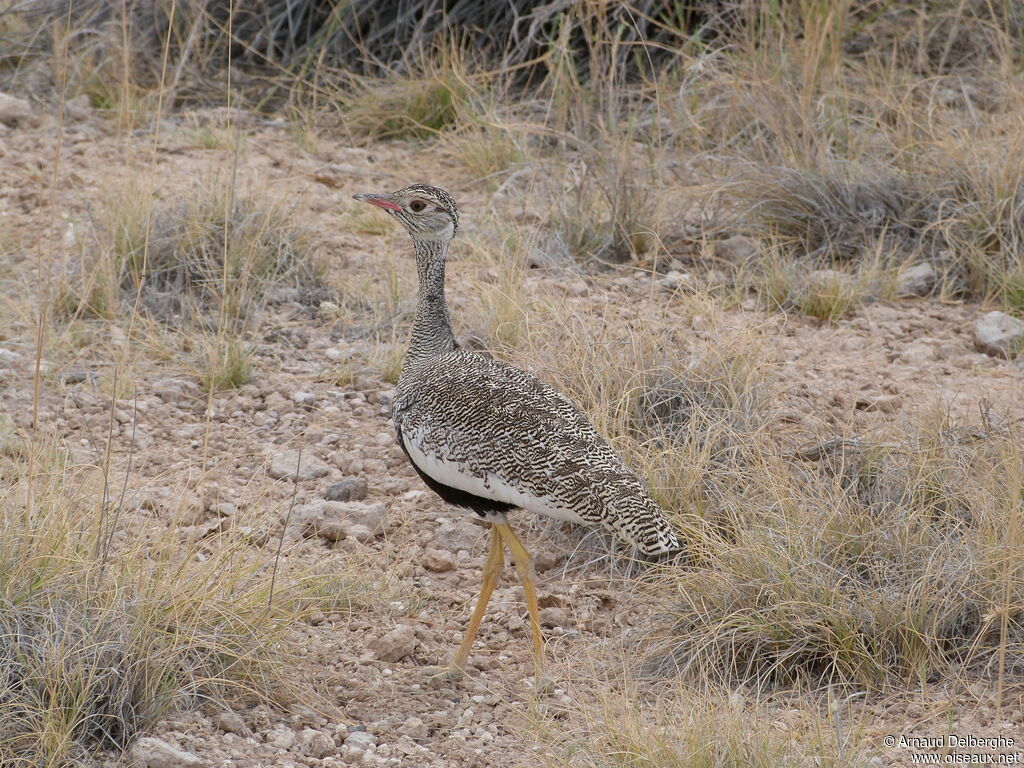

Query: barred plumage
[353,183,680,678]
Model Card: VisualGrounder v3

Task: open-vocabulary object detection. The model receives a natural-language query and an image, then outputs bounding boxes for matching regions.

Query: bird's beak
[353,192,401,212]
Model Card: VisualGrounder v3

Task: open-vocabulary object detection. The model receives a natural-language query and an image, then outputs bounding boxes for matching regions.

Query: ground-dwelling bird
[353,184,680,680]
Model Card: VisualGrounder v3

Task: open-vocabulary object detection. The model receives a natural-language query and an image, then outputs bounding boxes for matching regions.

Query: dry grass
[3,0,1024,760]
[644,413,1024,692]
[57,175,325,328]
[534,679,871,767]
[0,419,379,765]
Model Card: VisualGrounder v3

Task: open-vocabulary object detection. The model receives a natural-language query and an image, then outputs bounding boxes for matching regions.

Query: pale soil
[1,105,1022,767]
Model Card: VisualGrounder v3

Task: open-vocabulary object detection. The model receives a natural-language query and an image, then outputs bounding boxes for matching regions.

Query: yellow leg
[495,522,545,679]
[452,524,504,670]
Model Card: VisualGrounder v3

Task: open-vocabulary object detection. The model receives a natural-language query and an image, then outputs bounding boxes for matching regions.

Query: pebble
[212,710,250,736]
[299,728,336,758]
[344,730,377,753]
[368,625,419,662]
[854,393,902,413]
[896,262,937,297]
[974,310,1024,358]
[128,737,203,768]
[0,92,33,128]
[398,716,429,740]
[422,549,455,573]
[0,348,21,366]
[324,476,369,502]
[266,726,295,750]
[267,449,331,481]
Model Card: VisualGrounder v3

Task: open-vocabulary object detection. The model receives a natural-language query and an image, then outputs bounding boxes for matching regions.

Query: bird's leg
[494,522,545,680]
[451,523,505,672]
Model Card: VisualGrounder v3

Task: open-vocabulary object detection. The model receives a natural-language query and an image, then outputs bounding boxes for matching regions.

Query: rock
[656,270,696,292]
[422,549,454,573]
[264,392,295,415]
[433,518,483,554]
[854,393,902,413]
[292,390,316,405]
[347,523,375,543]
[290,499,388,542]
[267,726,295,750]
[335,500,388,534]
[299,729,336,758]
[715,235,757,264]
[0,348,22,366]
[398,717,429,740]
[237,525,270,546]
[65,94,93,122]
[213,710,250,736]
[290,502,347,542]
[899,342,937,364]
[896,263,937,297]
[973,311,1024,358]
[267,449,331,481]
[539,607,570,628]
[0,93,33,128]
[344,730,377,753]
[138,488,206,526]
[368,625,419,662]
[324,477,368,502]
[128,737,203,768]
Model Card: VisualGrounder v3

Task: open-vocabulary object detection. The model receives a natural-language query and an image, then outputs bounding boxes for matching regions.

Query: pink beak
[353,192,401,212]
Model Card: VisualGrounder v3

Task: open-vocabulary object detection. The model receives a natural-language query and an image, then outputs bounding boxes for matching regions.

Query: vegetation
[0,0,1023,764]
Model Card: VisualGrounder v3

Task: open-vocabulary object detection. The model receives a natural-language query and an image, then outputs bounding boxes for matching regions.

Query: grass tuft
[58,176,325,327]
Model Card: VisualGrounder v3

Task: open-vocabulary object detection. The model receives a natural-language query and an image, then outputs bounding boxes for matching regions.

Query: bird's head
[353,184,459,244]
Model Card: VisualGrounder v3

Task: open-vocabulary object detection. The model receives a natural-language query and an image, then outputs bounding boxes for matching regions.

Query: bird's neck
[407,236,457,364]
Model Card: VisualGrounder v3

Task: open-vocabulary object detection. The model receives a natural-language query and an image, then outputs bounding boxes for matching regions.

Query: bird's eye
[409,200,427,213]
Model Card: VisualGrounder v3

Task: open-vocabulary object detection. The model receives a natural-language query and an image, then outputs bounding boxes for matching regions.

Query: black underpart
[396,426,515,518]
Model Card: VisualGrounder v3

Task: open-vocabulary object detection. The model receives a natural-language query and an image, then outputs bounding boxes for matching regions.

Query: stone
[899,342,937,364]
[896,263,937,297]
[292,390,316,405]
[854,393,902,413]
[299,729,336,758]
[65,94,93,122]
[973,311,1024,359]
[368,625,419,662]
[324,477,368,502]
[347,523,375,543]
[539,607,570,628]
[290,501,347,542]
[267,449,331,481]
[433,518,484,553]
[422,549,454,573]
[715,234,757,264]
[213,709,250,736]
[335,500,388,534]
[344,730,377,753]
[398,717,429,741]
[128,737,203,768]
[656,270,696,292]
[138,488,206,526]
[0,93,33,128]
[266,726,295,750]
[0,348,22,366]
[264,392,295,415]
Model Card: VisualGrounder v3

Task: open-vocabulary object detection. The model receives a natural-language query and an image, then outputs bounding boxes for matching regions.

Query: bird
[352,184,681,680]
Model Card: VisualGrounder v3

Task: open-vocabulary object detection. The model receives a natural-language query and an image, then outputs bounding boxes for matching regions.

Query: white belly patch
[402,429,585,524]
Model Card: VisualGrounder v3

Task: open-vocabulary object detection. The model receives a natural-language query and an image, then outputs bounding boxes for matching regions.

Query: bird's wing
[394,352,650,528]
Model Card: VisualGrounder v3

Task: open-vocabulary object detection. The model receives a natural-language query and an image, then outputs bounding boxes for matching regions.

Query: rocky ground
[1,95,1023,767]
